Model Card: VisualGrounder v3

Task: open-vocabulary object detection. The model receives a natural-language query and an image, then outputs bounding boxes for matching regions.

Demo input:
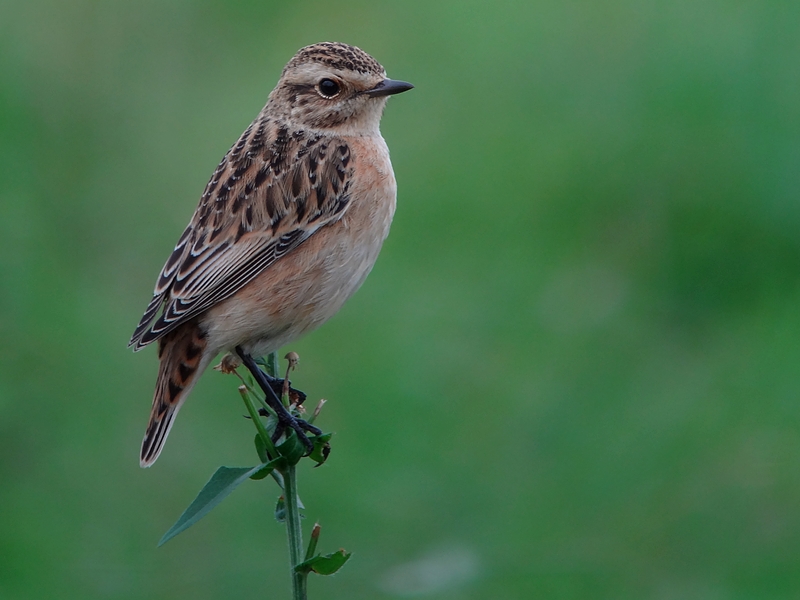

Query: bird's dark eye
[317,78,340,98]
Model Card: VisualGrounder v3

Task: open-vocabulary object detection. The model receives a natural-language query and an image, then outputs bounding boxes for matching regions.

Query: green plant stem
[283,464,306,600]
[305,523,321,561]
[237,375,277,419]
[265,351,307,598]
[238,386,279,459]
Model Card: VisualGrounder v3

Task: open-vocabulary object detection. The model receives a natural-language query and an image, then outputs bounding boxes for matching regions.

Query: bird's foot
[236,346,318,455]
[272,414,323,454]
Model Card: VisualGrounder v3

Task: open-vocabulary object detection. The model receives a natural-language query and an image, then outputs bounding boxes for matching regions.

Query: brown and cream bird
[129,42,412,467]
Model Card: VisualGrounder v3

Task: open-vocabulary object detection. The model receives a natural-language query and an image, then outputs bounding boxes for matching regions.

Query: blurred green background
[2,1,800,598]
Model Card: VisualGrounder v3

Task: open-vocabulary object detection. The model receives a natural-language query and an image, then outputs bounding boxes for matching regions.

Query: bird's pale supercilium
[129,42,413,467]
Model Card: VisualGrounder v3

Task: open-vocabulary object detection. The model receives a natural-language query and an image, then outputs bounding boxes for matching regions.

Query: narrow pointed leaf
[158,464,263,546]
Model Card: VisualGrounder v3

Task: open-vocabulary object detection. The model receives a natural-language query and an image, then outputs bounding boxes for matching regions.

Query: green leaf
[295,549,352,576]
[277,431,305,466]
[249,457,285,480]
[309,433,333,465]
[158,464,265,546]
[265,351,280,378]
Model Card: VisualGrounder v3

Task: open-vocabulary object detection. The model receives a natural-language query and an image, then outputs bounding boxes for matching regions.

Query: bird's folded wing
[129,127,354,350]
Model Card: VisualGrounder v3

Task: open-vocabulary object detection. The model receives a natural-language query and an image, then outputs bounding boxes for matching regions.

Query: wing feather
[129,119,353,350]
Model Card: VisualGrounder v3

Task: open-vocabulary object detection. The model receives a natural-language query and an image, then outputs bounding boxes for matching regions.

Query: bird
[129,42,413,467]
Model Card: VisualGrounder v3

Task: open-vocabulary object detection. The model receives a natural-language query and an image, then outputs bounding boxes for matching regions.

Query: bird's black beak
[365,79,414,98]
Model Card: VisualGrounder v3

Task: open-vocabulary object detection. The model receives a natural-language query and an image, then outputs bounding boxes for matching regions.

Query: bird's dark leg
[252,369,308,408]
[236,346,322,454]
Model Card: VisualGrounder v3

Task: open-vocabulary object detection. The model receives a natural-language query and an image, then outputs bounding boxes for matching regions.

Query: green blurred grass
[2,1,800,598]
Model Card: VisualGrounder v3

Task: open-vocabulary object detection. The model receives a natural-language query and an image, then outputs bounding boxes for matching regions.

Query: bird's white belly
[202,172,396,357]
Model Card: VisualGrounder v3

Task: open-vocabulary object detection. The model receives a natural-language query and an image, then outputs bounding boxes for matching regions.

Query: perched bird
[129,42,412,467]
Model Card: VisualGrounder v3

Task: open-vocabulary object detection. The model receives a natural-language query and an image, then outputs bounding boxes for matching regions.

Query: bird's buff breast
[202,135,397,356]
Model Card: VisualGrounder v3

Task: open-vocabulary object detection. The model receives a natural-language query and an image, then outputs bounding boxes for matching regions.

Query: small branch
[239,386,278,458]
[232,369,278,419]
[305,523,321,561]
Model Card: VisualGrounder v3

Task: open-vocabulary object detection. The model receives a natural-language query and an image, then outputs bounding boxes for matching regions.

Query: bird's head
[269,42,413,134]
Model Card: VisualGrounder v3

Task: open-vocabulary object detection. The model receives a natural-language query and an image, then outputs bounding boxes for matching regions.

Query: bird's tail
[140,322,210,467]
